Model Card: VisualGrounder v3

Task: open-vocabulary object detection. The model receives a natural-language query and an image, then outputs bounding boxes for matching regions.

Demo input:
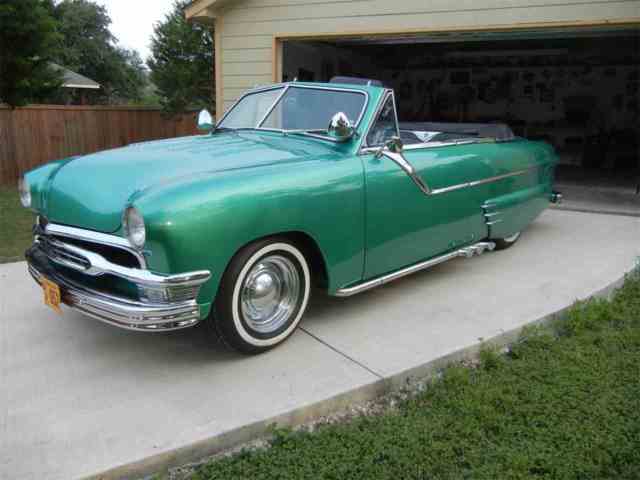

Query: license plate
[41,276,62,314]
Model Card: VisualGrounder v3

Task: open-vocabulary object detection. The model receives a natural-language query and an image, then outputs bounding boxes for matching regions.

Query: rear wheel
[493,231,521,250]
[207,238,311,354]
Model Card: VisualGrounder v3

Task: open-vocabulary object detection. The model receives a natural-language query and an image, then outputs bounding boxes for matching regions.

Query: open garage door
[282,26,640,215]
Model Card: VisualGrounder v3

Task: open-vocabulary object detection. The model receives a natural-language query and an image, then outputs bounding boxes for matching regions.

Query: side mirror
[386,136,404,153]
[375,136,404,159]
[327,112,355,142]
[197,109,214,133]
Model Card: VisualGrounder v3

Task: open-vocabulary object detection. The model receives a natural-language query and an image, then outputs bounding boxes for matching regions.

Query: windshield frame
[360,89,401,149]
[216,83,370,140]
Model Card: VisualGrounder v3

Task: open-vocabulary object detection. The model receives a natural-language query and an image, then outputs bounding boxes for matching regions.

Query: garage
[280,28,639,211]
[185,0,639,213]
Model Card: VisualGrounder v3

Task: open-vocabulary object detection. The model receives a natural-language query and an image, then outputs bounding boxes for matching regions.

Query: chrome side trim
[368,151,538,198]
[358,89,538,196]
[361,138,498,155]
[382,151,432,195]
[296,131,354,144]
[361,138,486,154]
[404,138,491,150]
[45,223,147,268]
[335,241,496,297]
[429,167,537,196]
[482,203,503,236]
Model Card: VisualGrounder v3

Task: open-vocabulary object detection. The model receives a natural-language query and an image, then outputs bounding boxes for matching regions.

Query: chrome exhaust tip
[550,191,563,204]
[458,241,495,258]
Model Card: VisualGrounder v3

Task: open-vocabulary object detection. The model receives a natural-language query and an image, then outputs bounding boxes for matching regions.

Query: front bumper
[26,243,210,332]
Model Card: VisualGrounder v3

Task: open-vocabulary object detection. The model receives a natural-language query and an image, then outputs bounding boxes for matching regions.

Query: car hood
[43,131,335,233]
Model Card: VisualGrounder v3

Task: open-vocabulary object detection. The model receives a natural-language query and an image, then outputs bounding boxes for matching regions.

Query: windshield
[219,87,284,129]
[218,86,367,133]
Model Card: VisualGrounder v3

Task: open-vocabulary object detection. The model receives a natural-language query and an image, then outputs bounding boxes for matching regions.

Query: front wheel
[493,231,521,250]
[207,238,311,354]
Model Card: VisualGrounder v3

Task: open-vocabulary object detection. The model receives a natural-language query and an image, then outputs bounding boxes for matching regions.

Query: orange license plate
[41,277,62,313]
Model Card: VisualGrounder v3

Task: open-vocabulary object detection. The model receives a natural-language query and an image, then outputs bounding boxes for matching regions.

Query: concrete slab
[0,267,377,480]
[552,182,640,217]
[1,209,638,480]
[302,210,639,379]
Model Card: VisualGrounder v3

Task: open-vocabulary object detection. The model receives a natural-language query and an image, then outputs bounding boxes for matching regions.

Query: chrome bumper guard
[26,243,211,332]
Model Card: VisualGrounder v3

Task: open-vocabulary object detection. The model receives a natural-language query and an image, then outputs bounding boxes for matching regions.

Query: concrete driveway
[1,210,638,480]
[552,182,640,217]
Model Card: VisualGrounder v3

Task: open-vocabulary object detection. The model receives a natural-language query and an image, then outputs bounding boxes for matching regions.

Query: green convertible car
[21,78,561,353]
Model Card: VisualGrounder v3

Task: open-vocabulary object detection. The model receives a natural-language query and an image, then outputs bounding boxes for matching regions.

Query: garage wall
[211,0,640,112]
[393,64,639,126]
[281,42,377,83]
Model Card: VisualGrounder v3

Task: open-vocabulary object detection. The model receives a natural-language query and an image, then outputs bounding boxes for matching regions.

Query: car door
[362,91,489,280]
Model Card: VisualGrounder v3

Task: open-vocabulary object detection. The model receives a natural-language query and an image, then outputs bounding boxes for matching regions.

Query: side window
[366,94,399,147]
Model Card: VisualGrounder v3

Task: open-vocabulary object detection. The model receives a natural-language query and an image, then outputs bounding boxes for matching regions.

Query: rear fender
[484,184,550,239]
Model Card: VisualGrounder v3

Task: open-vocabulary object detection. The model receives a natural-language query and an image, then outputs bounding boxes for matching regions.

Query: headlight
[123,206,146,249]
[18,177,31,208]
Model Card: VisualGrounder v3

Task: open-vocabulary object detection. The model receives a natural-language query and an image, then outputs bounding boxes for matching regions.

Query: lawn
[189,274,640,480]
[0,185,35,263]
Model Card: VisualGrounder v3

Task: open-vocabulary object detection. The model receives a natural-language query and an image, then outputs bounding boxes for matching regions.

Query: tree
[148,0,214,114]
[0,0,63,107]
[51,0,146,104]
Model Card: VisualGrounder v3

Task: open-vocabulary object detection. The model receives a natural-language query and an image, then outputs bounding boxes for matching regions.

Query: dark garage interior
[283,28,640,214]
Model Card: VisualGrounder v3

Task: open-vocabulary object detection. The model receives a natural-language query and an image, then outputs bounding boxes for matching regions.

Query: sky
[95,0,176,61]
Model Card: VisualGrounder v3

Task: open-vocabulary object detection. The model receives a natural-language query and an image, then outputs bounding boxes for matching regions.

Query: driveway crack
[300,327,383,379]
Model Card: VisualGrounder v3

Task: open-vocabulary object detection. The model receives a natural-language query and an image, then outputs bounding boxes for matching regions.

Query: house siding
[210,0,639,111]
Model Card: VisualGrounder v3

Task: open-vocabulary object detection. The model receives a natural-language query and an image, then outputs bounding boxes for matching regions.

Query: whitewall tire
[207,238,311,354]
[493,231,521,250]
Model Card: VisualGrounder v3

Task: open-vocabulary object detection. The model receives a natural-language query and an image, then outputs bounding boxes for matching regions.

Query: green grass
[0,186,35,263]
[191,274,640,480]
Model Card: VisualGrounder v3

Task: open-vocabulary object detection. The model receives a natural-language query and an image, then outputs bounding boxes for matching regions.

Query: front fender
[24,157,78,214]
[134,157,365,315]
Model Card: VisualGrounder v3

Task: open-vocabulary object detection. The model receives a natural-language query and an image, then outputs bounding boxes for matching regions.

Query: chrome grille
[52,235,142,269]
[36,220,145,269]
[39,236,91,270]
[33,222,209,306]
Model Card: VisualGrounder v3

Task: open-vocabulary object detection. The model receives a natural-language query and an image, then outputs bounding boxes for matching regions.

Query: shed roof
[51,63,101,90]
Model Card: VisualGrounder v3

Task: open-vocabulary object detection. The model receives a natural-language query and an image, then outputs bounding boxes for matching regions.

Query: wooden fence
[0,105,199,184]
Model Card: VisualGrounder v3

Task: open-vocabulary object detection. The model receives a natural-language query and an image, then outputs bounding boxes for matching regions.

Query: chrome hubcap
[240,255,301,334]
